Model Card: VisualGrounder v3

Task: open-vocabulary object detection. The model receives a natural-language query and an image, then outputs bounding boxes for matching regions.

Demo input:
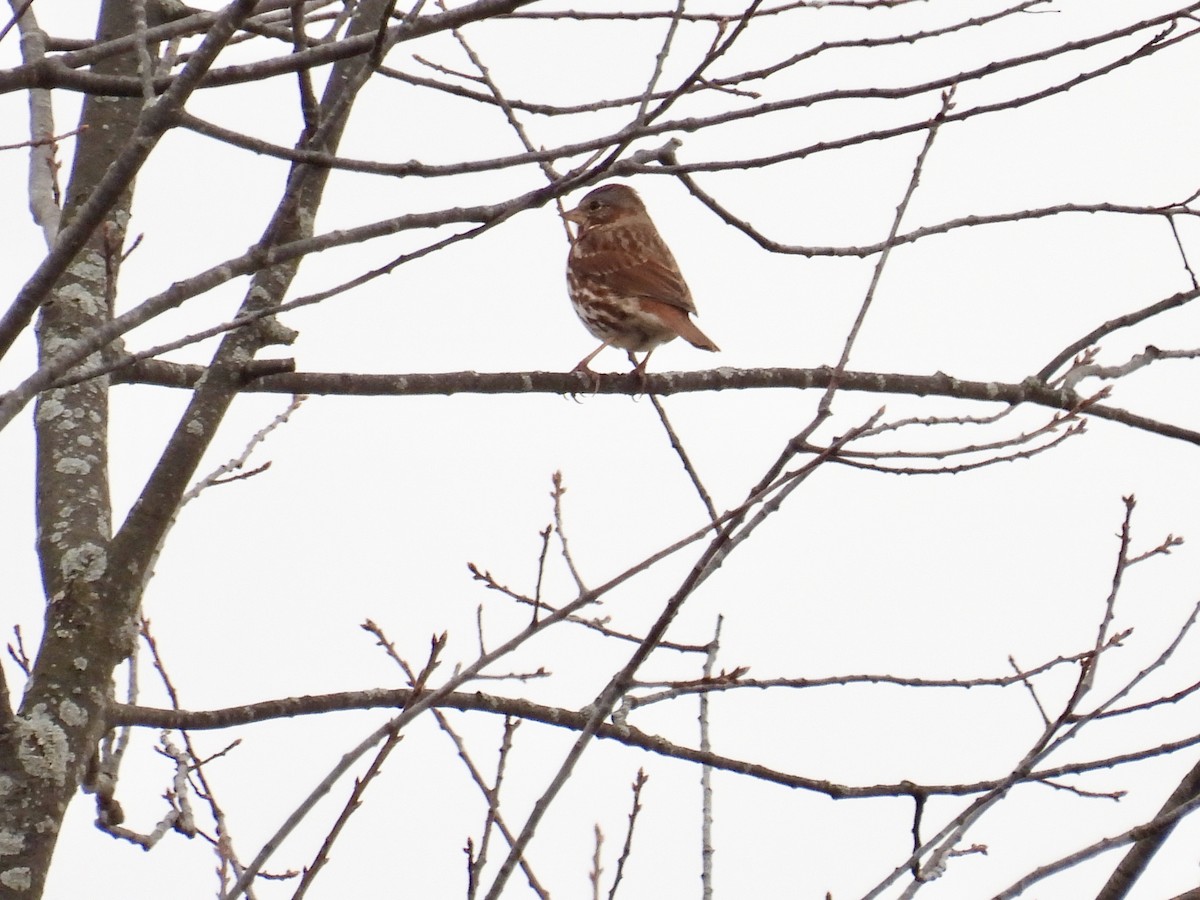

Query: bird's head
[563,184,647,230]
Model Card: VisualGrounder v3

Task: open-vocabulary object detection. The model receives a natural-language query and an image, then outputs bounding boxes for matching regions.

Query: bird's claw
[568,364,603,400]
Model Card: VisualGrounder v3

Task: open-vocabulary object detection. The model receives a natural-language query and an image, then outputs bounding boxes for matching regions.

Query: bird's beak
[562,205,586,226]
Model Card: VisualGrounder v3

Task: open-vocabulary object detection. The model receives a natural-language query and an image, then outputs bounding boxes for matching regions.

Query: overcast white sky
[3,2,1200,898]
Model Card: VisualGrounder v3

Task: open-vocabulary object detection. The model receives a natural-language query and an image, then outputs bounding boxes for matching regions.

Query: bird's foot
[568,362,603,400]
[627,352,651,396]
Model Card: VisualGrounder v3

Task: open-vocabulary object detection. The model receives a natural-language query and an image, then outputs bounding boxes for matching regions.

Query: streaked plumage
[564,184,718,374]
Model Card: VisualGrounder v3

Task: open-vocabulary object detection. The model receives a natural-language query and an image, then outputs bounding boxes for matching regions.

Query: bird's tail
[646,301,720,352]
[680,319,720,352]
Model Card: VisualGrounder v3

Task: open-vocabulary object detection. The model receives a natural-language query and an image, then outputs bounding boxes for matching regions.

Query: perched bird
[563,183,719,375]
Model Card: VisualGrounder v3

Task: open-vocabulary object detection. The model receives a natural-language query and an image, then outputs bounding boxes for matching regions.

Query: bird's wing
[572,224,697,314]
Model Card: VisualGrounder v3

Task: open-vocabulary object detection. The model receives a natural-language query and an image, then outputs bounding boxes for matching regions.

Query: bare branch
[995,793,1200,900]
[606,770,649,900]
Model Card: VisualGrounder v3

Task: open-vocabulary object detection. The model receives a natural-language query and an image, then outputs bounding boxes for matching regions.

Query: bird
[563,183,718,376]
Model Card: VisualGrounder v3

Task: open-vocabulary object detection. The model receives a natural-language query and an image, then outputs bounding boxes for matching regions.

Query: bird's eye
[587,200,603,211]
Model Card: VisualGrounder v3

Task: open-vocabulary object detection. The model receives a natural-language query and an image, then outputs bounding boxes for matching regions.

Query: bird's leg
[572,340,612,374]
[569,340,612,398]
[628,350,653,394]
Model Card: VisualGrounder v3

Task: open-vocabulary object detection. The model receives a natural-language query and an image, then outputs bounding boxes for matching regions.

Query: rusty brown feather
[563,184,718,374]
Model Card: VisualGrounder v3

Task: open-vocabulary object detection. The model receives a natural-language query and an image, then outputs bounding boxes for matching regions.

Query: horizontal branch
[0,0,539,96]
[113,361,1200,446]
[108,689,1200,800]
[109,689,885,798]
[501,0,932,20]
[41,0,308,64]
[0,182,576,432]
[685,201,1200,259]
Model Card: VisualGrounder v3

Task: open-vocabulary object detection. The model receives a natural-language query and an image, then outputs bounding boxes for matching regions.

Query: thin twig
[288,725,403,899]
[551,471,588,593]
[647,394,719,524]
[1008,655,1051,728]
[822,86,956,416]
[698,617,721,900]
[606,770,649,900]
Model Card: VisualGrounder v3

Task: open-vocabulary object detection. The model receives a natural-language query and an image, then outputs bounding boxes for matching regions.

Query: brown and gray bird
[563,184,719,375]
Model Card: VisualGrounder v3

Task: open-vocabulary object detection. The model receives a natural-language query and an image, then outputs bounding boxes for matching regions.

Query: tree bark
[0,3,253,895]
[0,5,141,895]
